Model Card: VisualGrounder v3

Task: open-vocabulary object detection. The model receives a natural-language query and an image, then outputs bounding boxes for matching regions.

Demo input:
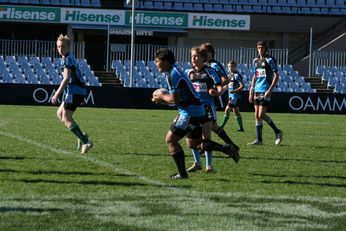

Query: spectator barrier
[0,83,345,114]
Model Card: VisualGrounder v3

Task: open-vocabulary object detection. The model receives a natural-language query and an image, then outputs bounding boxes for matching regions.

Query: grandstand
[0,0,345,94]
[125,0,346,15]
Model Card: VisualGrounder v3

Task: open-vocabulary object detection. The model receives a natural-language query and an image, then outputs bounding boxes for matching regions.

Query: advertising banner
[188,13,250,30]
[125,11,188,28]
[0,5,60,23]
[0,84,345,114]
[60,8,124,25]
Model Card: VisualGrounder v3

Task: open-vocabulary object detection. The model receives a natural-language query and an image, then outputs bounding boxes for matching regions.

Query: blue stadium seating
[137,0,345,15]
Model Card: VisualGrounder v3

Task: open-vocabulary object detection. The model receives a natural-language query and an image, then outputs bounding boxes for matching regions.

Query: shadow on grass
[260,180,346,188]
[0,206,63,213]
[243,156,346,164]
[0,155,26,160]
[251,173,346,181]
[0,168,137,177]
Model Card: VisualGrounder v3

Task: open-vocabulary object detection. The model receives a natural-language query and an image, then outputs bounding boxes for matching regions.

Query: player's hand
[208,88,218,97]
[51,95,58,105]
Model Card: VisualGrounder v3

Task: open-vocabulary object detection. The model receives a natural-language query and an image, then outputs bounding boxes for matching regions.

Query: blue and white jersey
[186,65,221,106]
[210,60,227,79]
[228,70,243,99]
[252,55,277,93]
[166,65,205,118]
[64,52,86,95]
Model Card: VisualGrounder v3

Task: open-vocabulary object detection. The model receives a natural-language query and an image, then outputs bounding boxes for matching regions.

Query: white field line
[0,130,170,188]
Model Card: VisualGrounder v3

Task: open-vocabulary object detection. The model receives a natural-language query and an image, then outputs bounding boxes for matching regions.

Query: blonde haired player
[51,34,93,154]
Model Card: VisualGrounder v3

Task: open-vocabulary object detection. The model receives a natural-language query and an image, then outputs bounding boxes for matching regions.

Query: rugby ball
[152,88,168,97]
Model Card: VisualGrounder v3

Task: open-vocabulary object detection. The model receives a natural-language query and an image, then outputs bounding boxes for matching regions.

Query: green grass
[0,105,345,231]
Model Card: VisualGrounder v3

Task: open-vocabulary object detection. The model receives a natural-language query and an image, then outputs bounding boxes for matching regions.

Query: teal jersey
[64,52,86,95]
[252,55,277,93]
[166,64,205,118]
[228,70,243,99]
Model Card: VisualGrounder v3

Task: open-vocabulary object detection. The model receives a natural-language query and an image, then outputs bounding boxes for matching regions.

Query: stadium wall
[0,84,345,114]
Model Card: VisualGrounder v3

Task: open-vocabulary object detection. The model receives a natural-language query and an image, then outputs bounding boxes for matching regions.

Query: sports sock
[216,127,238,148]
[191,149,202,166]
[263,115,280,134]
[171,150,188,177]
[256,121,263,142]
[202,139,225,153]
[205,151,212,168]
[69,123,88,144]
[220,114,230,129]
[236,115,244,131]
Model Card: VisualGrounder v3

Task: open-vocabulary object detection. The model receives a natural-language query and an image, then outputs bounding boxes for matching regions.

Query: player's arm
[248,74,256,103]
[51,68,70,104]
[265,71,278,97]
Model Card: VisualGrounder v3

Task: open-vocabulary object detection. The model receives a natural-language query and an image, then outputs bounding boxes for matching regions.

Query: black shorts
[254,92,270,107]
[204,105,217,122]
[170,115,205,139]
[63,94,85,111]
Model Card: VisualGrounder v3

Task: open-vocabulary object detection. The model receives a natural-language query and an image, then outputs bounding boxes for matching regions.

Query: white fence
[109,43,289,68]
[0,39,85,59]
[312,51,346,74]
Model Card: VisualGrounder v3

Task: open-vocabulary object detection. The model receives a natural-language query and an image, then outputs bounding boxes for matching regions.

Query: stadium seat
[299,7,311,14]
[224,4,234,11]
[81,0,90,7]
[1,72,13,83]
[19,0,29,3]
[143,1,154,9]
[296,0,306,6]
[194,3,204,10]
[287,0,297,5]
[277,0,287,5]
[333,82,343,93]
[29,56,41,65]
[60,0,70,5]
[50,0,60,5]
[173,2,184,10]
[184,3,194,10]
[91,0,101,7]
[335,0,344,7]
[17,56,28,65]
[163,2,172,10]
[0,0,8,3]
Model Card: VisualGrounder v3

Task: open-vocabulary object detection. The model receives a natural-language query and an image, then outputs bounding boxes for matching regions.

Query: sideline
[0,130,172,189]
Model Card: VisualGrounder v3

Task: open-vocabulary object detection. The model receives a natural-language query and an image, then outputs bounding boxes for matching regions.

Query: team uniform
[63,52,86,111]
[186,65,222,122]
[210,60,227,80]
[252,54,278,107]
[166,64,206,139]
[227,70,244,108]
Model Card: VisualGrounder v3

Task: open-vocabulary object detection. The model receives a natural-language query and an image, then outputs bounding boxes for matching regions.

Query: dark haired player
[248,40,283,145]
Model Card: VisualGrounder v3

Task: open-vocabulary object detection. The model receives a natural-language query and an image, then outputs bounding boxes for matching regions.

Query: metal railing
[312,50,346,74]
[0,39,85,59]
[109,43,288,69]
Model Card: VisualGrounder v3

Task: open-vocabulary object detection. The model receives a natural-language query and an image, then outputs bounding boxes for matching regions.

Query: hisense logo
[132,13,184,26]
[64,10,120,23]
[192,15,246,28]
[0,7,57,21]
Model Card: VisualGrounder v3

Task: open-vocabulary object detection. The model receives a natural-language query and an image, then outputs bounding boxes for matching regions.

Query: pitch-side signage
[189,13,250,30]
[0,5,60,22]
[60,8,124,25]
